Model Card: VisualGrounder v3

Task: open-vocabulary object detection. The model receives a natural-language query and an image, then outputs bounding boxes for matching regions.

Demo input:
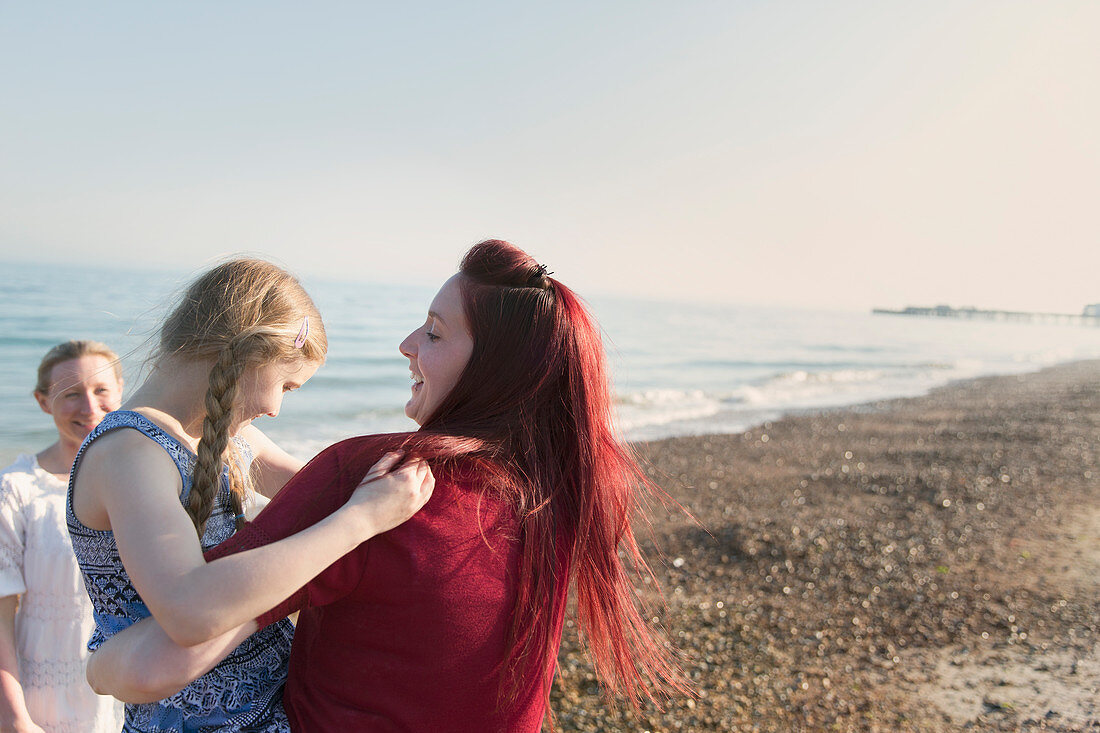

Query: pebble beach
[550,361,1100,732]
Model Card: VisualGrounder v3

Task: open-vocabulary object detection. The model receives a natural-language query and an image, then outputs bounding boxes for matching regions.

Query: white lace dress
[0,454,124,733]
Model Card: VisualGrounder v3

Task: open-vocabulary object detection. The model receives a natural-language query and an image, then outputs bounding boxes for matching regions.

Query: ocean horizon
[3,259,1099,468]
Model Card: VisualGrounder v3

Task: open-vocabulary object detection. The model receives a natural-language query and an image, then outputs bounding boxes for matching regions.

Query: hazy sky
[2,2,1097,311]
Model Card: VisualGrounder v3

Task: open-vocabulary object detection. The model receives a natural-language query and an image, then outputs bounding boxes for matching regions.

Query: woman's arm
[86,615,257,703]
[73,431,432,647]
[0,596,44,733]
[0,478,40,733]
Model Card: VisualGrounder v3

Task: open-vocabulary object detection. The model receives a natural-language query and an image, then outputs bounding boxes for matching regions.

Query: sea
[3,260,1098,467]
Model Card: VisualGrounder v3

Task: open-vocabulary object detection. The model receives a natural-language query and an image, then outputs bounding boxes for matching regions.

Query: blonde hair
[35,340,122,395]
[159,258,326,536]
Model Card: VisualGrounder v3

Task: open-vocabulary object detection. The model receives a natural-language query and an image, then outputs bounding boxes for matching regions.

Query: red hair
[361,240,685,709]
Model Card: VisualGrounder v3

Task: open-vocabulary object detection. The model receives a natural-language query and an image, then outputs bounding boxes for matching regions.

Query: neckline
[106,409,249,460]
[106,410,199,460]
[26,453,68,490]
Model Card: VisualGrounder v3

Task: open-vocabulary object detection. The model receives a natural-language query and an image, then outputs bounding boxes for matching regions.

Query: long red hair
[363,240,685,708]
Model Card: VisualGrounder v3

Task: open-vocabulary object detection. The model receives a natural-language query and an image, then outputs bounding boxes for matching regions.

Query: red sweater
[205,437,566,733]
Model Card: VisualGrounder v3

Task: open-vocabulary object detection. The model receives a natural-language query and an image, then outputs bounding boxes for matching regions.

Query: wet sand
[549,361,1100,731]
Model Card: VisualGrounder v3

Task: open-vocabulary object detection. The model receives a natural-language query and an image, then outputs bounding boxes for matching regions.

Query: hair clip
[534,263,554,277]
[294,316,309,349]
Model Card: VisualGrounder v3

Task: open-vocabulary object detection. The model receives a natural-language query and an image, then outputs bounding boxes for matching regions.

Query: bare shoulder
[80,428,180,477]
[73,428,184,529]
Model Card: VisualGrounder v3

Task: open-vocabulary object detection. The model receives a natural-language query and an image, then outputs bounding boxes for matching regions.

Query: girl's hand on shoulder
[344,452,434,537]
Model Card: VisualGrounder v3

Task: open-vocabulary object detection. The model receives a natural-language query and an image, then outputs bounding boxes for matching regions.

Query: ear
[34,390,53,416]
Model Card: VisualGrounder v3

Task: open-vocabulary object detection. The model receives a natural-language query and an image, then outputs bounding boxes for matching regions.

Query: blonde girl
[66,259,433,732]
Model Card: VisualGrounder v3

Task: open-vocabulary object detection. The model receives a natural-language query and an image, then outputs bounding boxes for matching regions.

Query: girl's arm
[72,431,431,647]
[238,424,304,498]
[243,493,269,521]
[88,436,397,700]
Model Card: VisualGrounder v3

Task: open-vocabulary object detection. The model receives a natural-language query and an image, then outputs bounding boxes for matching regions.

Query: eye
[425,330,440,342]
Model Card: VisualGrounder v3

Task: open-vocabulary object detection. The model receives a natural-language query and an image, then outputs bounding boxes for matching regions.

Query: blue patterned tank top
[66,410,293,733]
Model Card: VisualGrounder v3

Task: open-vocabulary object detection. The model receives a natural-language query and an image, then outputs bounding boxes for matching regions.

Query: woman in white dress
[0,341,125,733]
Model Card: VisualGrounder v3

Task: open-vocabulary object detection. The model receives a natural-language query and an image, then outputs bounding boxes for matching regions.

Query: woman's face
[35,355,123,448]
[399,274,474,426]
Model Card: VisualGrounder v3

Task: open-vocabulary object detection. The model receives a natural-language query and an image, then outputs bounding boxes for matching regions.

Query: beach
[550,361,1100,732]
[2,262,1096,729]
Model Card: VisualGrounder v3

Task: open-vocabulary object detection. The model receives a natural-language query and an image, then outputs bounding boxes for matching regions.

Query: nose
[76,391,98,415]
[399,331,417,359]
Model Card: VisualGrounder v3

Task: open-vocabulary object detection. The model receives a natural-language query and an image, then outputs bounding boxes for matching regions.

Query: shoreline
[2,354,1091,464]
[623,358,1089,445]
[550,360,1100,731]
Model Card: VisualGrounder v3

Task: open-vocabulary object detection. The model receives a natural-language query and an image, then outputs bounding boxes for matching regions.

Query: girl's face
[399,274,474,426]
[36,355,124,448]
[234,358,319,433]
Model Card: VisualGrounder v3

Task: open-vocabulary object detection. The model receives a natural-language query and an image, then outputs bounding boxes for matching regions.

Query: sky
[1,2,1098,312]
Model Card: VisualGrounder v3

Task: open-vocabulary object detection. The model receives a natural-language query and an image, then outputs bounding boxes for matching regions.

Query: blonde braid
[157,258,328,536]
[189,340,248,536]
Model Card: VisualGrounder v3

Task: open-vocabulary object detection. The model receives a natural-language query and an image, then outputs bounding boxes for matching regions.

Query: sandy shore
[549,361,1100,732]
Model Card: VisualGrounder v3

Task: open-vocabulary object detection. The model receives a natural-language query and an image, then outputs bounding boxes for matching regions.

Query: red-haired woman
[89,240,685,730]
